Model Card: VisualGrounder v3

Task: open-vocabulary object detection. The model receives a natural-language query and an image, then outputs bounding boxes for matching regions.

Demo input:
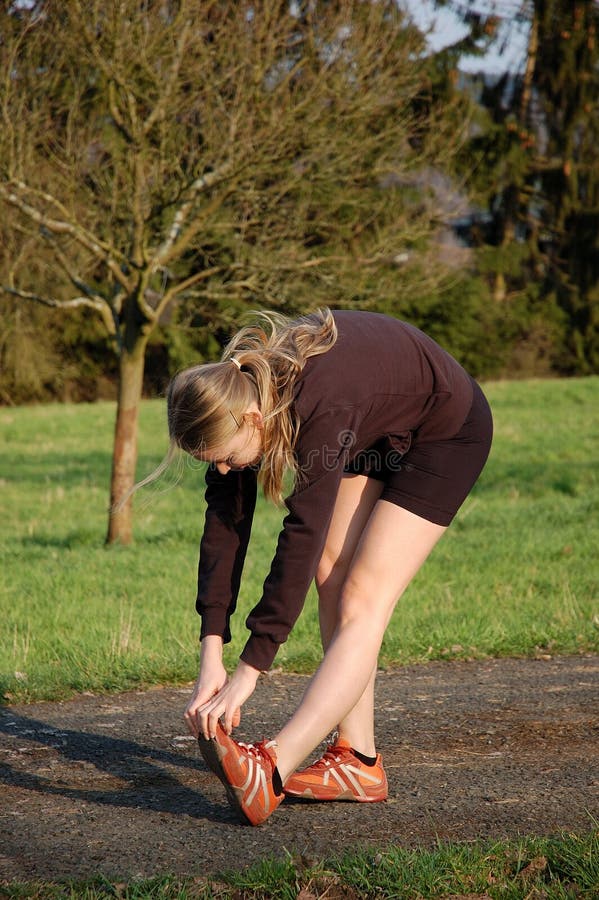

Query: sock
[272,766,284,796]
[352,748,377,767]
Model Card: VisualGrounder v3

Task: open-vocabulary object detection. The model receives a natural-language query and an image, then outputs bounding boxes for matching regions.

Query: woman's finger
[199,696,222,739]
[187,689,221,737]
[223,703,243,734]
[208,703,225,739]
[183,681,222,737]
[183,705,199,737]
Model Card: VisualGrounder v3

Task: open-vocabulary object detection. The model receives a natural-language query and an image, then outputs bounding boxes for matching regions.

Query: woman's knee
[337,573,395,630]
[315,548,349,598]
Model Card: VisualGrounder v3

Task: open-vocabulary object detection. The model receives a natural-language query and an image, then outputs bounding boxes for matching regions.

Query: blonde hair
[167,308,338,504]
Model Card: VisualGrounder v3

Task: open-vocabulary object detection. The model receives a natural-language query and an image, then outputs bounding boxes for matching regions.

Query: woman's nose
[216,462,231,475]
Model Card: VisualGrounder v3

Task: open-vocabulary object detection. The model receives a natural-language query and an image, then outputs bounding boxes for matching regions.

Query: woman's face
[197,403,264,475]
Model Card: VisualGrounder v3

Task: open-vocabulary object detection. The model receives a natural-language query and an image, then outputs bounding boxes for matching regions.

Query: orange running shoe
[198,722,283,826]
[284,737,388,803]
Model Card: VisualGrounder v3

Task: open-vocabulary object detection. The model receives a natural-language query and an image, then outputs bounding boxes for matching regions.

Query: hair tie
[230,357,242,370]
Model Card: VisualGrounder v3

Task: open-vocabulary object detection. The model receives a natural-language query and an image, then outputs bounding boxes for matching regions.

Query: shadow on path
[1,656,598,882]
[0,710,229,823]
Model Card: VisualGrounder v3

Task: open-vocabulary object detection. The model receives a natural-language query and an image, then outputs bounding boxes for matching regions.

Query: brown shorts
[345,378,493,526]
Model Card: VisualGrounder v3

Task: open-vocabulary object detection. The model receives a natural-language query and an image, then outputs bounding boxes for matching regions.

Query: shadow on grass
[18,531,106,549]
[15,528,202,550]
[0,709,239,826]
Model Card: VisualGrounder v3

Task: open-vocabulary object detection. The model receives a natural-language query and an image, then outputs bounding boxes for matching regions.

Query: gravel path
[1,655,597,883]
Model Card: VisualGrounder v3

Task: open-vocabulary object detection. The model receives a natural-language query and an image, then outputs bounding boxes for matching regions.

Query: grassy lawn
[1,377,598,704]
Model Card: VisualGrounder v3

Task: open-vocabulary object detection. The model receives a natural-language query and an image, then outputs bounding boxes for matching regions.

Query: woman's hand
[196,660,261,740]
[184,635,238,739]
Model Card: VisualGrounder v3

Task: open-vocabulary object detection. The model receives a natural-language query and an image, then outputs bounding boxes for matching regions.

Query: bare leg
[274,502,446,783]
[315,475,383,756]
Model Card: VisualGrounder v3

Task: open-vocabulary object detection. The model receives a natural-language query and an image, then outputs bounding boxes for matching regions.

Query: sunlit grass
[1,377,598,703]
[2,828,597,898]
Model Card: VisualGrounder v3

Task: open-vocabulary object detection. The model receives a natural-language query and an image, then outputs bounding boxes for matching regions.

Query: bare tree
[1,0,461,543]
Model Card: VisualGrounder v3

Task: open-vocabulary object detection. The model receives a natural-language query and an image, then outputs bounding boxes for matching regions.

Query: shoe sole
[198,735,253,825]
[284,787,387,803]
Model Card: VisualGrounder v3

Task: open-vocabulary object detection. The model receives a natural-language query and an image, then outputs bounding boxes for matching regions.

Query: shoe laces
[312,741,347,769]
[237,738,277,762]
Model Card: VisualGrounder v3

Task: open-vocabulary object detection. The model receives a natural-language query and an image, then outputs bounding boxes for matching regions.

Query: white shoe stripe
[331,766,364,794]
[344,763,381,785]
[240,757,254,792]
[339,764,366,797]
[329,769,342,788]
[246,764,268,811]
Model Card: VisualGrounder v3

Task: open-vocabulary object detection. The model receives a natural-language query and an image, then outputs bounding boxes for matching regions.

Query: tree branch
[143,19,191,136]
[107,81,134,143]
[249,254,368,271]
[131,154,146,267]
[41,227,114,308]
[12,180,78,224]
[1,284,116,335]
[71,0,132,113]
[149,164,235,272]
[153,265,224,320]
[0,183,133,293]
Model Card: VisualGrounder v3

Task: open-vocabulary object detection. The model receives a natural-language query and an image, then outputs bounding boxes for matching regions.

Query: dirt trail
[1,656,597,883]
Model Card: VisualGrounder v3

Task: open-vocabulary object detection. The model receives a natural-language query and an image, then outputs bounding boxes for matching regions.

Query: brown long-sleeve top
[196,310,474,671]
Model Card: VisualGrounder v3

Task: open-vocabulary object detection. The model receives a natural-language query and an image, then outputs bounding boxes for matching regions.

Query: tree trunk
[493,271,506,302]
[106,338,148,545]
[520,3,539,125]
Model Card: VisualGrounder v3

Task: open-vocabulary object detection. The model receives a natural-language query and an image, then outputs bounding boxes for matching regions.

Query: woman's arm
[239,406,356,671]
[196,464,257,643]
[184,634,228,737]
[192,460,344,737]
[184,466,258,737]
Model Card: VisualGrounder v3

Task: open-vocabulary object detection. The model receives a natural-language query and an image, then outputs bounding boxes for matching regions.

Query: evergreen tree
[531,0,599,372]
[435,0,599,374]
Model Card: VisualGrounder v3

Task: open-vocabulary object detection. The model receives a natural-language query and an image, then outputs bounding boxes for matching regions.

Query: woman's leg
[274,501,446,783]
[315,474,384,756]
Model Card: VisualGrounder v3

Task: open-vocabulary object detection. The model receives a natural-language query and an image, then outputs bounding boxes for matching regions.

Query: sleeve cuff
[199,608,232,645]
[240,633,281,672]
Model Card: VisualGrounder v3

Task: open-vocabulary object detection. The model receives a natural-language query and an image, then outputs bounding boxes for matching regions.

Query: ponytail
[168,308,337,503]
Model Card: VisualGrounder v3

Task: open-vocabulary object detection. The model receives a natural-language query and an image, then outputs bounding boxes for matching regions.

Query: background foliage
[1,0,598,407]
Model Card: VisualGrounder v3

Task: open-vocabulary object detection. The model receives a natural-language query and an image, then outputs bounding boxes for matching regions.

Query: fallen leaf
[518,855,548,879]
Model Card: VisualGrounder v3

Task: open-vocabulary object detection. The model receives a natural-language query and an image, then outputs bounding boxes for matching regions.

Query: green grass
[2,829,598,897]
[1,377,598,704]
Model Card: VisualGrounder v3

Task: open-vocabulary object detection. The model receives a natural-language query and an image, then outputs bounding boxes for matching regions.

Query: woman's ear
[245,410,264,430]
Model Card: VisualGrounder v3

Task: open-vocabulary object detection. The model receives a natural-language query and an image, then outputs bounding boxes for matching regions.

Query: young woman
[168,308,493,825]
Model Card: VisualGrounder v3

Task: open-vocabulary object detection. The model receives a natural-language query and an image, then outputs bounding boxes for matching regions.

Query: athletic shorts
[344,378,493,526]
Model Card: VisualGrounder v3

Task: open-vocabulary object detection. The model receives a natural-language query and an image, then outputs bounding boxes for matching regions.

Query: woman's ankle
[337,730,376,758]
